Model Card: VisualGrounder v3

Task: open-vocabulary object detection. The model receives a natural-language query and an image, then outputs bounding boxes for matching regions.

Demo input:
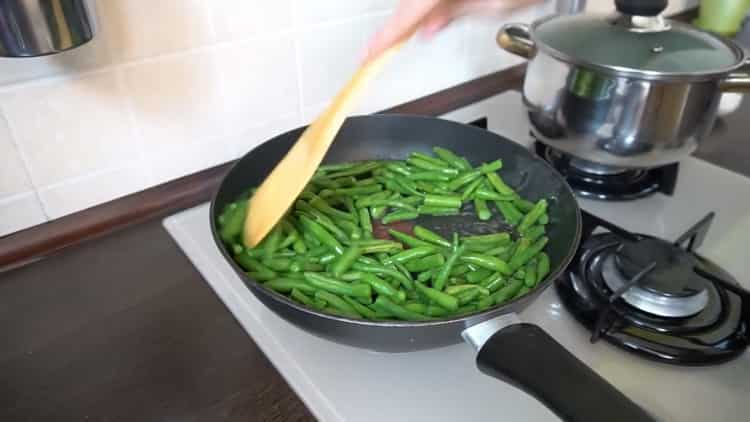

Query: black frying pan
[210,115,656,422]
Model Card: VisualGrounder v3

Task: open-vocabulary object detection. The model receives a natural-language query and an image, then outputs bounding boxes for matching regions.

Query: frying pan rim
[210,114,582,328]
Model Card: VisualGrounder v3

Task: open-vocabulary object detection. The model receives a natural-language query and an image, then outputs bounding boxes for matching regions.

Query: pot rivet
[651,45,664,54]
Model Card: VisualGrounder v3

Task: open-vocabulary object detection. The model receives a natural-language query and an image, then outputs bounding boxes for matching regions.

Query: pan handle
[463,319,656,422]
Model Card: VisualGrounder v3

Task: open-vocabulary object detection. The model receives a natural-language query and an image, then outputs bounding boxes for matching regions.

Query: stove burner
[534,141,679,200]
[556,211,749,365]
[602,254,709,318]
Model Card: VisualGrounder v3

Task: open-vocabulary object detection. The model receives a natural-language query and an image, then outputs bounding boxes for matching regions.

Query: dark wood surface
[0,219,314,422]
[0,65,525,271]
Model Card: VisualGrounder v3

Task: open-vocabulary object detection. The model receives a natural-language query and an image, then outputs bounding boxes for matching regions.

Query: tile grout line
[0,107,50,220]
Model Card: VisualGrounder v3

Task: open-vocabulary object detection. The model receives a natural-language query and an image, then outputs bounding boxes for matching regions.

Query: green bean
[524,260,538,288]
[415,281,459,311]
[513,198,535,212]
[337,219,362,241]
[509,237,549,270]
[538,213,549,225]
[473,198,492,221]
[483,244,511,257]
[495,201,524,226]
[537,252,550,283]
[518,199,548,232]
[404,302,428,314]
[370,205,387,219]
[417,206,461,216]
[342,296,379,319]
[387,229,432,248]
[263,278,316,294]
[351,262,412,290]
[462,232,511,245]
[514,286,531,300]
[493,279,524,305]
[479,160,503,173]
[310,195,356,222]
[460,253,513,275]
[410,152,451,168]
[360,273,406,303]
[358,240,403,255]
[372,296,430,321]
[404,254,445,272]
[455,288,481,306]
[521,225,546,242]
[359,197,418,211]
[381,210,419,224]
[450,263,471,276]
[477,295,495,311]
[318,162,359,173]
[386,162,412,176]
[460,177,484,201]
[298,215,344,254]
[466,268,493,284]
[474,186,515,201]
[433,240,465,291]
[408,171,453,182]
[295,201,348,241]
[393,177,423,197]
[485,172,515,196]
[423,194,462,209]
[314,291,361,318]
[432,147,471,171]
[358,208,373,235]
[303,272,372,298]
[218,202,238,227]
[445,284,489,296]
[416,269,435,282]
[455,304,478,315]
[248,271,277,281]
[290,288,325,310]
[408,157,459,175]
[331,246,362,277]
[415,181,450,194]
[231,243,244,256]
[263,258,295,272]
[382,246,436,266]
[219,200,248,244]
[322,184,383,198]
[321,161,381,179]
[317,252,338,265]
[480,272,507,293]
[446,170,481,191]
[413,225,451,247]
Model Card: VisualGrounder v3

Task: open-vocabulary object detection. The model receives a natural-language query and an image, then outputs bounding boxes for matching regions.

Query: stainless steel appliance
[498,0,750,169]
[0,0,98,57]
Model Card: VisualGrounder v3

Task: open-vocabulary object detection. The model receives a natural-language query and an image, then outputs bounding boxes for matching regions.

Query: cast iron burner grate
[556,211,750,365]
[534,141,679,201]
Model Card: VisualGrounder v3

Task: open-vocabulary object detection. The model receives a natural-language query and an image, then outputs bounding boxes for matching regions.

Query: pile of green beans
[217,147,551,321]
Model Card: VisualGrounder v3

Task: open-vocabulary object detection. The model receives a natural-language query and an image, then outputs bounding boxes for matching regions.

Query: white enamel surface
[164,91,750,422]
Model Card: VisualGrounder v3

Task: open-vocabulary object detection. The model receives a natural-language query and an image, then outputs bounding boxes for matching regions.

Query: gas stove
[164,92,750,422]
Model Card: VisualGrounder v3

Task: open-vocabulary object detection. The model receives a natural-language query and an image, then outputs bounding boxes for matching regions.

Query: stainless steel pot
[498,8,750,169]
[0,0,98,57]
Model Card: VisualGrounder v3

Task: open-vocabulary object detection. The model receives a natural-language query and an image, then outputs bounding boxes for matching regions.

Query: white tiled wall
[8,0,678,237]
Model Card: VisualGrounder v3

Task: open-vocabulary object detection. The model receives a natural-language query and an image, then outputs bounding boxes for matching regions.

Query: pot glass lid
[534,14,741,74]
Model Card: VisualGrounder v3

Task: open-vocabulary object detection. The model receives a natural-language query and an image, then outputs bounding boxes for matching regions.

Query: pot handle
[497,23,535,59]
[720,58,750,93]
[473,323,657,422]
[720,73,750,93]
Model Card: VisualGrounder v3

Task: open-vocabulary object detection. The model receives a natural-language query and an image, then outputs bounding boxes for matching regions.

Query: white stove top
[164,92,750,422]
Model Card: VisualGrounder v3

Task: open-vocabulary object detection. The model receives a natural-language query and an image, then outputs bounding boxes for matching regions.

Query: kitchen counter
[3,57,749,421]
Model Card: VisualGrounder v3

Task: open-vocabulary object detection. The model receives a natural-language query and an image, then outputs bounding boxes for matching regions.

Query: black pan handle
[615,0,667,16]
[476,323,657,422]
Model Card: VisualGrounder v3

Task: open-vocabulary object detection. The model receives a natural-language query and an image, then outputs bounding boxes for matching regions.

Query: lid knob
[614,0,668,16]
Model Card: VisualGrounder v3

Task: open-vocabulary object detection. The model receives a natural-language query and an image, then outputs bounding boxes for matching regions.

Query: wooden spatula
[243,41,408,247]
